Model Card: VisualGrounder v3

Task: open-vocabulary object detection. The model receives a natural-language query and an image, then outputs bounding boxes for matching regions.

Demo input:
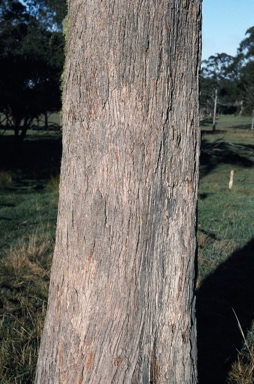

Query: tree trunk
[20,116,28,141]
[13,116,21,141]
[44,111,48,130]
[36,1,201,383]
[212,89,218,131]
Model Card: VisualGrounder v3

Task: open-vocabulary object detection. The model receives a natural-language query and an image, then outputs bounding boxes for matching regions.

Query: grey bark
[36,1,202,383]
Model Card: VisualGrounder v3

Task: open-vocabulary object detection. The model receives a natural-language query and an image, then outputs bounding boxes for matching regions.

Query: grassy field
[0,116,254,382]
[198,114,254,383]
[0,131,61,383]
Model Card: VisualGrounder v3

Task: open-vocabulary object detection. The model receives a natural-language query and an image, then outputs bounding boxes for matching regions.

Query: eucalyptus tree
[36,1,202,382]
[236,26,254,114]
[200,53,240,127]
[21,0,67,31]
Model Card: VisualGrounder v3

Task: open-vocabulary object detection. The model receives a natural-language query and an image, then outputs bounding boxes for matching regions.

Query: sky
[202,0,254,61]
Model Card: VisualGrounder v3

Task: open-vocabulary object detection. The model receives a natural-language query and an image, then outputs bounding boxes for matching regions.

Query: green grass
[0,229,53,383]
[197,115,254,384]
[1,116,254,383]
[0,132,60,383]
[0,191,57,383]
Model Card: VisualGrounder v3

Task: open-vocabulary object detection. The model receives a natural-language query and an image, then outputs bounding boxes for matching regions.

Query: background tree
[200,27,254,120]
[235,26,254,114]
[0,0,66,140]
[36,0,201,383]
[23,0,67,31]
[200,53,240,128]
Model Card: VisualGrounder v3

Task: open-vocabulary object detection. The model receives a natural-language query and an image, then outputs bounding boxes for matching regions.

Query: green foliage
[200,26,254,115]
[0,0,66,140]
[23,0,67,31]
[200,53,242,116]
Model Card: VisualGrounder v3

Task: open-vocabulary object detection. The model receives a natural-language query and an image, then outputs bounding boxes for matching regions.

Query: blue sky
[202,0,254,60]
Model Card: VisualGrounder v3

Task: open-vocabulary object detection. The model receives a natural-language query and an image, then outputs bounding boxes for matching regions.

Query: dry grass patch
[46,174,60,194]
[0,229,54,382]
[0,171,13,189]
[228,321,254,384]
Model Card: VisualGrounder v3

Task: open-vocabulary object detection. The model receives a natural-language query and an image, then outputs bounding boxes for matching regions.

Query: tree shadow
[0,135,62,186]
[0,203,15,207]
[200,118,213,127]
[233,143,254,152]
[234,124,252,130]
[201,129,226,135]
[197,237,254,383]
[200,139,254,179]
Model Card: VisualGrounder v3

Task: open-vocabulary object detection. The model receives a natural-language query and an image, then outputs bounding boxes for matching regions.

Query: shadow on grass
[234,143,254,151]
[200,118,227,132]
[200,118,213,127]
[197,237,254,384]
[234,124,252,130]
[0,135,62,186]
[0,203,15,207]
[200,139,254,179]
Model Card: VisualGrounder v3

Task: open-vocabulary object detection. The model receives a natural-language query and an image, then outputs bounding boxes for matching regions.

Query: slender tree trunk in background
[36,1,201,383]
[240,100,244,115]
[13,115,28,142]
[20,116,28,141]
[13,116,20,141]
[44,111,48,130]
[212,88,218,131]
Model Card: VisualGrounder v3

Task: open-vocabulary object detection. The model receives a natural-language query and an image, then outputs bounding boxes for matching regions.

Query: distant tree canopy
[23,0,67,31]
[200,27,254,117]
[0,0,66,140]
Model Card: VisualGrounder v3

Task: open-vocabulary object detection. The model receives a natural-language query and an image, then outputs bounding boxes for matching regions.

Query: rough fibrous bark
[36,1,202,383]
